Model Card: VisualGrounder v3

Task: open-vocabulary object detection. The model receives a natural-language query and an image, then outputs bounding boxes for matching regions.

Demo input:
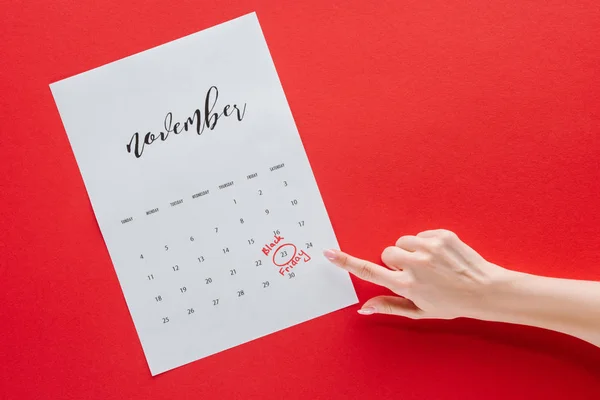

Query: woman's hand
[323,229,513,320]
[325,228,600,347]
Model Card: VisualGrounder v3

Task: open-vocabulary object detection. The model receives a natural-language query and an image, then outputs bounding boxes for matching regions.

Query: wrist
[465,265,529,322]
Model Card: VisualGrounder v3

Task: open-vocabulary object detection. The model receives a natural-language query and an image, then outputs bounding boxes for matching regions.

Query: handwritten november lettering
[126,86,247,158]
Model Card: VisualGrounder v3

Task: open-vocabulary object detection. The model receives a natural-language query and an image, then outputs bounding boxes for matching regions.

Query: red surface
[2,0,600,398]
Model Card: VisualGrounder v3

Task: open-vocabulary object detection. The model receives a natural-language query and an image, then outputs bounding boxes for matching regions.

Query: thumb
[358,296,423,319]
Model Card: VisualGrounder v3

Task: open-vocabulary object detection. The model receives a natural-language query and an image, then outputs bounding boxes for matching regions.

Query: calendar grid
[122,162,319,329]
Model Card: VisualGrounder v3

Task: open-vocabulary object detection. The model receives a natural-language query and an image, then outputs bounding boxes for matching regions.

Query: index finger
[323,249,396,287]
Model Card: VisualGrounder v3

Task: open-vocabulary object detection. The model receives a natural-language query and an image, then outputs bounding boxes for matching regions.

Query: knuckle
[339,254,350,267]
[358,262,373,280]
[381,246,398,264]
[438,229,457,242]
[402,278,414,289]
[428,238,444,251]
[394,236,407,247]
[381,303,394,315]
[419,252,434,264]
[394,281,412,295]
[395,273,413,286]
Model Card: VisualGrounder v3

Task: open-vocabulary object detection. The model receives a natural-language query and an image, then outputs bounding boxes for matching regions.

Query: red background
[2,0,600,398]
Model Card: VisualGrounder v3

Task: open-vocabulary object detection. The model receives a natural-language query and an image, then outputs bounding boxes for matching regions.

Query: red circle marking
[272,243,297,267]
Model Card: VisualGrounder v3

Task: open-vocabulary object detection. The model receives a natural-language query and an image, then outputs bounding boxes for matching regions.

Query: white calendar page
[50,12,357,375]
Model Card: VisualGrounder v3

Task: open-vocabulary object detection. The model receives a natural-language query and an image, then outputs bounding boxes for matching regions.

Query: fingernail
[323,249,337,261]
[357,307,376,315]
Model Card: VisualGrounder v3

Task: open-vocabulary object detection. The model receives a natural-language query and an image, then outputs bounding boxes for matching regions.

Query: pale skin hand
[323,229,600,348]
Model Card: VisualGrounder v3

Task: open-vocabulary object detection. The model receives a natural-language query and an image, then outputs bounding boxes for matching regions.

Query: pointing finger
[323,249,396,287]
